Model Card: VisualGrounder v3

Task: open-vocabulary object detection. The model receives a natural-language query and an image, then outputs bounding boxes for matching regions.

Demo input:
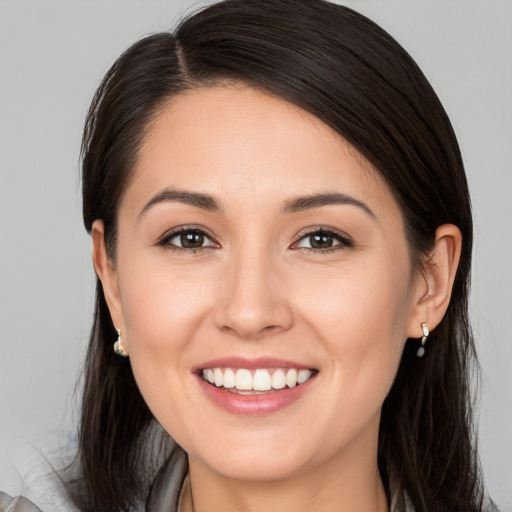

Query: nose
[213,249,294,340]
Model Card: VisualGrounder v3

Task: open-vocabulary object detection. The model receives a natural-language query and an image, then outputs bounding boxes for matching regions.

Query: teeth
[298,369,313,384]
[201,367,314,391]
[271,369,286,389]
[223,368,235,388]
[253,369,272,391]
[235,369,253,390]
[214,368,223,387]
[286,368,298,388]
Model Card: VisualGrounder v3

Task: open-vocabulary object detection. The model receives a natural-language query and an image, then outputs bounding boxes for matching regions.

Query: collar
[146,446,188,512]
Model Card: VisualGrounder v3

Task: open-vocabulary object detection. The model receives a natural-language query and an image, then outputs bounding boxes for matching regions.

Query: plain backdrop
[0,0,511,508]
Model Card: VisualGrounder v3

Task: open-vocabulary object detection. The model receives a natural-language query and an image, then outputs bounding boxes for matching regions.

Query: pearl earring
[417,323,429,358]
[113,328,129,357]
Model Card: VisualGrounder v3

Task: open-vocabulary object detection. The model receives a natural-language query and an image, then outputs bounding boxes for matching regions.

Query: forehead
[124,85,399,219]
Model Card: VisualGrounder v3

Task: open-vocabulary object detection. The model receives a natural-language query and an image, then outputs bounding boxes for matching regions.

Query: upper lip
[191,356,316,373]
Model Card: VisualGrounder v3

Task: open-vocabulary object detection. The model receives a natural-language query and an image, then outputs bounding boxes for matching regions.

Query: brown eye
[294,228,352,252]
[161,228,217,251]
[309,233,335,249]
[180,231,205,248]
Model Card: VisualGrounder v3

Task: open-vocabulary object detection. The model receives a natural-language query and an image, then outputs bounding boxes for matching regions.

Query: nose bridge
[214,241,293,339]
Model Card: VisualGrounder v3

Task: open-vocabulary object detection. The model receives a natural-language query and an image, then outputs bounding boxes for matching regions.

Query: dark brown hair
[74,1,483,510]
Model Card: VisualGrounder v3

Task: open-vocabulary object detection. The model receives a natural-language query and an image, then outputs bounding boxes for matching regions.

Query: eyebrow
[139,188,224,217]
[281,192,376,218]
[139,188,375,219]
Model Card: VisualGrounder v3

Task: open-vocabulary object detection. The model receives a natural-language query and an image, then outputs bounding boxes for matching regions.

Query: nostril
[219,323,284,340]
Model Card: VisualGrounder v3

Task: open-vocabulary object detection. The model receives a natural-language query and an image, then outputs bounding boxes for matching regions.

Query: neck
[182,417,388,512]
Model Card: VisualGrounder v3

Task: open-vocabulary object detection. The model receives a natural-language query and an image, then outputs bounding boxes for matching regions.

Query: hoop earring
[417,323,429,358]
[113,328,129,357]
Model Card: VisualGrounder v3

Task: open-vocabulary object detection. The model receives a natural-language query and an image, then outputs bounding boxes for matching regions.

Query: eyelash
[291,228,353,254]
[156,226,353,254]
[156,225,219,254]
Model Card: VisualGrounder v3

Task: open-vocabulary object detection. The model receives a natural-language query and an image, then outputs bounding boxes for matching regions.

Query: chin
[184,431,323,482]
[204,453,308,482]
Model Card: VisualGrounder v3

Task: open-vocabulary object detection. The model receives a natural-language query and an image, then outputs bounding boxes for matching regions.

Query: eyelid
[155,224,352,253]
[156,225,220,250]
[290,226,353,251]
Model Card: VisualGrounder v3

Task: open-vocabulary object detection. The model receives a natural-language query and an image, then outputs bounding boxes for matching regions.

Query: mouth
[194,357,318,415]
[200,367,316,394]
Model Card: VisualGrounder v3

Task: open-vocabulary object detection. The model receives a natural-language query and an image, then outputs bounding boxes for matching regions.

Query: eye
[293,228,352,252]
[158,227,218,252]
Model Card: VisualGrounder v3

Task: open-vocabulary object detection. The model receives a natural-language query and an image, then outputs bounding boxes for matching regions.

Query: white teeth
[286,368,298,388]
[297,369,313,384]
[214,368,223,387]
[253,369,272,391]
[223,368,235,388]
[271,369,286,389]
[201,367,315,391]
[235,369,253,390]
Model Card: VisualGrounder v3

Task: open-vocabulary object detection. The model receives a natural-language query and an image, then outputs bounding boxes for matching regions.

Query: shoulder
[0,434,80,512]
[0,492,43,512]
[483,496,502,512]
[393,491,503,512]
[147,446,188,511]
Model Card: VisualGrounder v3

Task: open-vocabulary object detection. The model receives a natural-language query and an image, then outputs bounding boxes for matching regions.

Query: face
[99,85,424,483]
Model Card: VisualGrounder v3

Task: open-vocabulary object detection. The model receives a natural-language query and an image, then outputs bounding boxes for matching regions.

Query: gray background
[0,0,510,508]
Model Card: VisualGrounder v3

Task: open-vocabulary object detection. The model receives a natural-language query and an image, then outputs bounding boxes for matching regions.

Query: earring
[113,328,129,357]
[417,323,429,358]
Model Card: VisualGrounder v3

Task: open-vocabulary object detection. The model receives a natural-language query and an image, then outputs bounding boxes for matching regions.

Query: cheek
[297,257,412,406]
[301,261,411,344]
[115,260,216,415]
[120,261,211,351]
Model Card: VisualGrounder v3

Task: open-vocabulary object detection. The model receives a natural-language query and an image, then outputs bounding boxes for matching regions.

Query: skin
[93,85,462,512]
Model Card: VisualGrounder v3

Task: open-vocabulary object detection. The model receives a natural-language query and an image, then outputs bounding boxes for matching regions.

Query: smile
[201,367,315,393]
[194,357,318,415]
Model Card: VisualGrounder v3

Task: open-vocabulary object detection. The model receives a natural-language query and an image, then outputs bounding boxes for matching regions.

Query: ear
[91,220,126,337]
[407,224,462,338]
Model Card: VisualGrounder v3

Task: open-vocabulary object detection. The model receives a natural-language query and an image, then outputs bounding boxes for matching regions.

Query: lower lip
[196,374,316,416]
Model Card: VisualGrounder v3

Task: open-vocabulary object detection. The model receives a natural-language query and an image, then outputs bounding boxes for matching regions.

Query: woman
[0,0,501,511]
